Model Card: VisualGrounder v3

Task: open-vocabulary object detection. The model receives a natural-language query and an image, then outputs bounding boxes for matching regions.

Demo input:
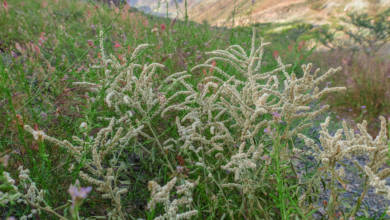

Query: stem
[53,203,70,211]
[146,122,175,173]
[184,0,188,23]
[273,137,288,219]
[26,200,67,220]
[349,175,369,218]
[256,199,271,220]
[194,150,233,218]
[327,163,337,220]
[166,1,169,18]
[107,182,126,220]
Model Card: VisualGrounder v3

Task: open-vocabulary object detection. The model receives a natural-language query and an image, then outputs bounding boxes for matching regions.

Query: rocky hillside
[127,0,390,27]
[195,0,390,26]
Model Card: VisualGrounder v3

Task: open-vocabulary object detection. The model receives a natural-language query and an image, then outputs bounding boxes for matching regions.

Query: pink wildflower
[297,40,305,52]
[87,40,94,47]
[38,32,46,46]
[143,19,149,27]
[273,50,279,59]
[160,23,166,31]
[3,0,8,11]
[41,1,48,8]
[288,44,293,52]
[114,41,121,48]
[33,44,41,55]
[209,60,217,73]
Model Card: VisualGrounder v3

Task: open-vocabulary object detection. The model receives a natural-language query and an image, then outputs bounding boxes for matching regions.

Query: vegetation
[1,0,390,219]
[310,7,390,135]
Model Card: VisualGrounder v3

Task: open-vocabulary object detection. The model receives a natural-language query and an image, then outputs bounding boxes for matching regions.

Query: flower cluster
[148,177,198,220]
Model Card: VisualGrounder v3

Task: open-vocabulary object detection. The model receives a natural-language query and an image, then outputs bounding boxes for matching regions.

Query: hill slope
[189,0,390,26]
[128,0,390,26]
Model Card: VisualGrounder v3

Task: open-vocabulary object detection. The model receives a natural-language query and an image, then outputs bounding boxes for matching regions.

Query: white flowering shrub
[2,28,387,219]
[1,167,64,219]
[299,116,390,218]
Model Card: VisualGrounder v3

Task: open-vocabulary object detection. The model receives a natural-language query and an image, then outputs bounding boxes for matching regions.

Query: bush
[313,8,390,56]
[343,8,390,56]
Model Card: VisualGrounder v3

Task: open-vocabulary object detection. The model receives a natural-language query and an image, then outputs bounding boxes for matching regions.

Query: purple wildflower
[69,185,91,200]
[176,166,185,173]
[346,78,354,87]
[260,155,270,161]
[68,180,92,207]
[40,111,48,120]
[264,127,270,134]
[272,111,282,122]
[361,105,367,109]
